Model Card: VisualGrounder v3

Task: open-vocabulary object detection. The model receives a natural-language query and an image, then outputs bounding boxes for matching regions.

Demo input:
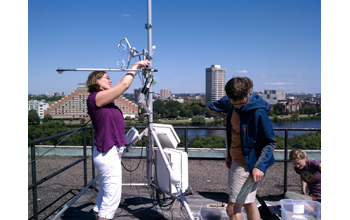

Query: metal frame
[54,0,194,219]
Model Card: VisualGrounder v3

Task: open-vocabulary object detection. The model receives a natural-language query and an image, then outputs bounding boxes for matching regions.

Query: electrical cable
[121,124,148,172]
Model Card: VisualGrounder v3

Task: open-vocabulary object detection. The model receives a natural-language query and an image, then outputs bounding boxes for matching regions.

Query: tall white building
[160,88,171,100]
[28,99,49,119]
[205,64,226,106]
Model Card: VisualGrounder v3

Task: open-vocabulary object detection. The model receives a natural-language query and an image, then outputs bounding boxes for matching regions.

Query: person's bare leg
[226,202,244,220]
[243,202,260,220]
[94,211,98,220]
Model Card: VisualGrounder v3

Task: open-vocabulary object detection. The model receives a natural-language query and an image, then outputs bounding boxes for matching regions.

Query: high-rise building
[160,88,171,100]
[205,64,226,106]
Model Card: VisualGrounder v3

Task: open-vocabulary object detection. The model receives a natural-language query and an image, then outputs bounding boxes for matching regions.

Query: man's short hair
[225,77,251,101]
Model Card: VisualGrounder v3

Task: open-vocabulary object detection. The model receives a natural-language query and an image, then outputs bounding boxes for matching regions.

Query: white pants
[93,146,123,219]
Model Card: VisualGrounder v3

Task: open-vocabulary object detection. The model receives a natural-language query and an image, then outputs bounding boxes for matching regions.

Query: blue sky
[27,0,322,95]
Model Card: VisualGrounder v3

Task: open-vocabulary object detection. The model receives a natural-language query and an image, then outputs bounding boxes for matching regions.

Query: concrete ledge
[28,145,321,160]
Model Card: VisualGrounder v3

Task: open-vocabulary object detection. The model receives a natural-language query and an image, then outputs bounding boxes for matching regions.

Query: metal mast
[146,0,154,185]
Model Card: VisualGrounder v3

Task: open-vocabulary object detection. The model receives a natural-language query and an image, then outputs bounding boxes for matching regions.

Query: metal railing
[28,126,96,220]
[28,125,320,220]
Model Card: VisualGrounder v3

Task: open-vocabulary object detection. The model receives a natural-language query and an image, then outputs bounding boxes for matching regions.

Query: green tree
[291,112,299,121]
[80,118,86,124]
[179,107,188,117]
[289,131,321,150]
[42,113,53,123]
[191,115,205,125]
[268,109,275,117]
[165,100,181,118]
[275,134,287,149]
[28,109,40,124]
[274,104,285,115]
[188,134,225,148]
[191,105,202,116]
[28,121,69,145]
[153,99,166,117]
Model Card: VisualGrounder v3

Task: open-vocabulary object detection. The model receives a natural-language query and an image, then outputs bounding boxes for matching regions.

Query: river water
[175,119,321,139]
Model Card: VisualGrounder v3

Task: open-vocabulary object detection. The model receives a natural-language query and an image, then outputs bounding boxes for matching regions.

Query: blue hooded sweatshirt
[230,94,276,175]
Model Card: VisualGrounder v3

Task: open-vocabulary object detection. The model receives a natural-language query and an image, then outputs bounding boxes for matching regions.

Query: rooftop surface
[29,156,302,220]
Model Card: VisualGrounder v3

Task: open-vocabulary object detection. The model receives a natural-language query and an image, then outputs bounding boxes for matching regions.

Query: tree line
[28,121,320,150]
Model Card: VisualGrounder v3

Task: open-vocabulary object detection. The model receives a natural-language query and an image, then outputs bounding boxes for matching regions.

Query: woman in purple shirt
[86,60,150,220]
[285,149,321,201]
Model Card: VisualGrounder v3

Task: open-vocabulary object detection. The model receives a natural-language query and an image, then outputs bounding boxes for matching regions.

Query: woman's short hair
[86,71,106,93]
[289,149,308,161]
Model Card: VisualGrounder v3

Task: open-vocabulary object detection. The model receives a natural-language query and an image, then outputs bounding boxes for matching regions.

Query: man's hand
[252,168,264,182]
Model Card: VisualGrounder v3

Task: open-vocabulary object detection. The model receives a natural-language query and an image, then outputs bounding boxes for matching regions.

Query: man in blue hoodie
[212,77,276,220]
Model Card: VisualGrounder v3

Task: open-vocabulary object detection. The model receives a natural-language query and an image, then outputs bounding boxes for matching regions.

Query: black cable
[121,124,148,172]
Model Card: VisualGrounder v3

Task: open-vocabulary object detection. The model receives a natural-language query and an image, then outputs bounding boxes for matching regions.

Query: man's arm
[208,107,227,120]
[253,109,276,178]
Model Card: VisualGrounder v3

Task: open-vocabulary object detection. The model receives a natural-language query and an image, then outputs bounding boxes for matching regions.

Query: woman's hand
[130,60,151,71]
[95,60,151,107]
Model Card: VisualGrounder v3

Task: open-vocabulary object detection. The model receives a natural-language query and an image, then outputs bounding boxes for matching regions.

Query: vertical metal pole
[91,127,95,175]
[146,0,154,185]
[31,145,38,220]
[284,129,288,194]
[185,128,188,153]
[83,129,87,186]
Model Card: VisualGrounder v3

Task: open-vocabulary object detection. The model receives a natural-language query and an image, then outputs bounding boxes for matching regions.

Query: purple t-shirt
[87,92,126,153]
[294,159,321,197]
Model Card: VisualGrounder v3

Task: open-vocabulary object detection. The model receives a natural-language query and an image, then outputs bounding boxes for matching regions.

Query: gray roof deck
[29,156,297,220]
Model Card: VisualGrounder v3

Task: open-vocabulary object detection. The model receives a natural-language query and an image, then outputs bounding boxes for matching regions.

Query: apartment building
[205,64,226,106]
[264,89,286,100]
[44,83,138,120]
[160,88,172,100]
[277,99,301,112]
[28,99,49,119]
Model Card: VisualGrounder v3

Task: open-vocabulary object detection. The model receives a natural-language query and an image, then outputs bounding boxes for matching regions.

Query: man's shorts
[228,161,258,204]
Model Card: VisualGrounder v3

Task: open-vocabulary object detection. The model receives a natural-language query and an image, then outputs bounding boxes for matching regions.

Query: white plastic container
[280,199,321,220]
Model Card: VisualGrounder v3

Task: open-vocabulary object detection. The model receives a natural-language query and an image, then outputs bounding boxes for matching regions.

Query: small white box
[125,127,139,145]
[152,123,180,149]
[155,148,188,194]
[280,199,321,220]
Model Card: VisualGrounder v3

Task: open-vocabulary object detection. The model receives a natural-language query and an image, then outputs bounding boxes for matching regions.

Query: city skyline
[28,0,322,96]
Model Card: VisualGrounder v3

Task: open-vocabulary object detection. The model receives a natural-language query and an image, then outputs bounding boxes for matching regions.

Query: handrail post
[284,129,289,194]
[185,128,188,153]
[83,128,87,186]
[91,126,96,186]
[31,144,38,220]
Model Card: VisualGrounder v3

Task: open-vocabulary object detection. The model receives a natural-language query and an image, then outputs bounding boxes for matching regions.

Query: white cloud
[235,70,249,74]
[264,82,294,85]
[259,74,269,79]
[122,14,131,17]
